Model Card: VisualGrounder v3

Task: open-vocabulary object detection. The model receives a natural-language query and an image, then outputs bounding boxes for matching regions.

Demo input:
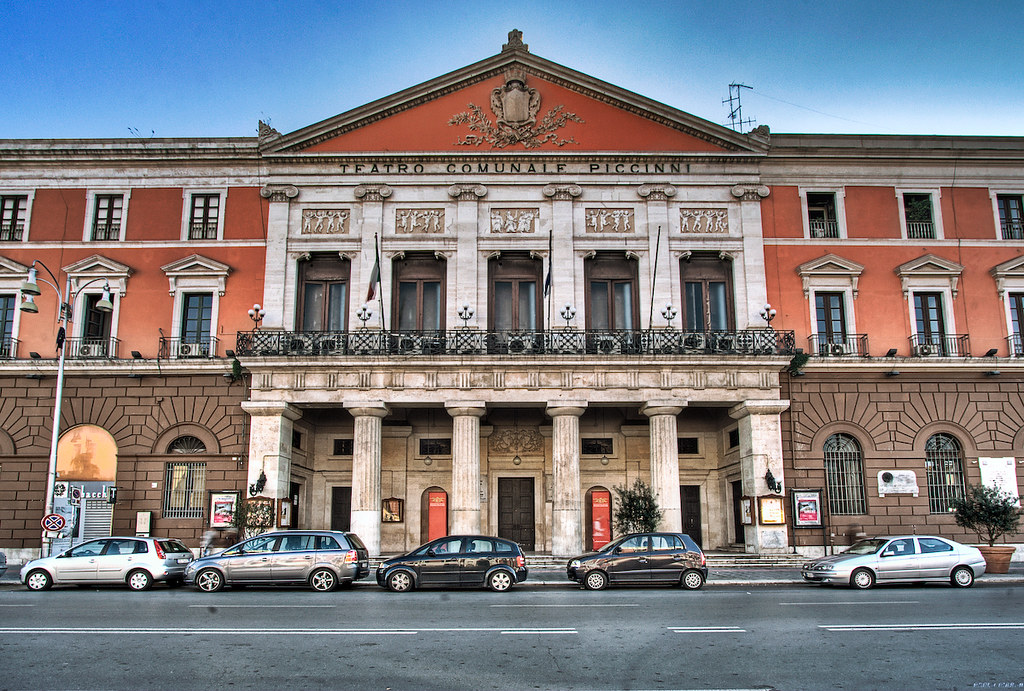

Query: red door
[427,491,448,541]
[590,490,611,550]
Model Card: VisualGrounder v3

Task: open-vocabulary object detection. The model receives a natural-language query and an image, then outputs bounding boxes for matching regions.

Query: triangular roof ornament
[502,29,528,53]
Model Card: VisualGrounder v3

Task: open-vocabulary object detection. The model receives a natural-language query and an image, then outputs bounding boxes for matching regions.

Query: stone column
[240,402,301,500]
[354,184,392,329]
[258,185,299,330]
[345,401,389,556]
[546,401,587,556]
[728,399,791,554]
[641,400,686,532]
[639,184,677,326]
[446,402,487,534]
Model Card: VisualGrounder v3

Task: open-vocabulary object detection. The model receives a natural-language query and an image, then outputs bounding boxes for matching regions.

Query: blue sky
[1,1,1021,139]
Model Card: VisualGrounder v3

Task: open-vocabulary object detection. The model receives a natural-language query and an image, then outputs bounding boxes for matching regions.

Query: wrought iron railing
[808,334,869,357]
[188,222,218,240]
[66,336,119,359]
[0,222,24,241]
[809,219,840,238]
[91,223,120,241]
[159,336,219,359]
[906,221,935,239]
[909,333,970,357]
[234,328,797,358]
[0,336,17,359]
[1001,220,1024,240]
[1009,333,1023,357]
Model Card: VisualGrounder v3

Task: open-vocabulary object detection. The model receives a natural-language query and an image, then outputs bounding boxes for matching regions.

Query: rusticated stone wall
[781,372,1024,549]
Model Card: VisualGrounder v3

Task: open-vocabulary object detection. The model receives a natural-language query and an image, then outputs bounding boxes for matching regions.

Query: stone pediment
[0,255,30,277]
[895,254,964,298]
[62,255,132,296]
[161,254,232,296]
[991,255,1024,297]
[797,254,865,298]
[263,31,765,156]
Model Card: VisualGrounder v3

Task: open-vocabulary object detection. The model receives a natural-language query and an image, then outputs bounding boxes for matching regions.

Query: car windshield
[844,539,887,555]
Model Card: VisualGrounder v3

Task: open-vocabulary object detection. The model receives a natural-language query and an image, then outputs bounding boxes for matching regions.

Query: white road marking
[668,626,746,633]
[821,622,1024,632]
[0,604,35,607]
[0,626,578,636]
[187,604,336,608]
[780,600,920,606]
[490,604,639,608]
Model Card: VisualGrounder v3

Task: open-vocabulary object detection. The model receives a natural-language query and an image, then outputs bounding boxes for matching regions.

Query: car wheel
[195,568,225,593]
[127,570,153,591]
[487,570,513,592]
[584,570,609,591]
[950,565,975,588]
[681,569,706,590]
[309,568,338,592]
[850,568,875,590]
[387,570,414,593]
[25,570,52,591]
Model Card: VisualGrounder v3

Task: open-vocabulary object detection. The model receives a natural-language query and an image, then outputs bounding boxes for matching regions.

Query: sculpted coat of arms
[449,69,583,149]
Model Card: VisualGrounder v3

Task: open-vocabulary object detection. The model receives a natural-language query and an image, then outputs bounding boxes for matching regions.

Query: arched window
[823,433,866,515]
[925,433,966,513]
[168,435,207,454]
[164,435,206,519]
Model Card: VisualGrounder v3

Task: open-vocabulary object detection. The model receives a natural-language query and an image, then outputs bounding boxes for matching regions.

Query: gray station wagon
[185,530,369,592]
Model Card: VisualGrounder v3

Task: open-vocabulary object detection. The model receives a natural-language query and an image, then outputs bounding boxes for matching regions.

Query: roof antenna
[723,83,756,132]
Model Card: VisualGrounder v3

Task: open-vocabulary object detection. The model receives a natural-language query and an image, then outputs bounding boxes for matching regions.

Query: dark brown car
[566,532,707,590]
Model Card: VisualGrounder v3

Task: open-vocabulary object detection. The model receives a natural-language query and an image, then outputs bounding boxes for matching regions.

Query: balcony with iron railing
[188,222,218,240]
[808,333,869,357]
[159,336,219,359]
[909,333,970,357]
[1010,333,1024,357]
[0,222,24,241]
[65,336,119,359]
[906,221,936,239]
[0,336,17,359]
[91,223,121,241]
[1001,219,1024,240]
[809,219,840,239]
[234,328,797,358]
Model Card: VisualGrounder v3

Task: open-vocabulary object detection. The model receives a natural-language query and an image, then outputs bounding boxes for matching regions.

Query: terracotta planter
[977,545,1017,574]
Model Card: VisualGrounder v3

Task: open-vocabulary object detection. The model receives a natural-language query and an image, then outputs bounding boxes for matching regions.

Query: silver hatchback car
[185,530,369,592]
[20,537,194,591]
[802,535,987,589]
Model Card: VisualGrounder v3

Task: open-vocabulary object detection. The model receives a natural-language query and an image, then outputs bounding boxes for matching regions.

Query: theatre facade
[1,31,1021,560]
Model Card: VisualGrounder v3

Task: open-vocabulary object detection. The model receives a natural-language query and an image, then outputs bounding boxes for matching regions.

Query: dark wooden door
[330,486,351,532]
[731,480,745,544]
[680,485,702,547]
[498,478,535,551]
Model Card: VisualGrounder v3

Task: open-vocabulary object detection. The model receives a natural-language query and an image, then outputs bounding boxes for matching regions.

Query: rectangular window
[585,254,639,331]
[332,438,354,456]
[188,194,220,240]
[677,437,699,455]
[581,438,614,455]
[92,194,123,241]
[681,255,733,331]
[815,292,847,352]
[903,193,935,239]
[997,194,1024,240]
[0,294,14,358]
[80,293,112,357]
[181,293,212,355]
[1010,293,1024,356]
[419,438,451,456]
[914,292,946,354]
[0,195,28,241]
[394,254,446,332]
[806,192,839,238]
[163,463,206,518]
[292,430,302,450]
[728,429,739,449]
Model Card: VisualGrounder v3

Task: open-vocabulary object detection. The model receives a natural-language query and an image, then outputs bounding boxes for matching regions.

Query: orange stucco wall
[29,189,87,241]
[125,188,182,241]
[224,187,269,240]
[307,74,727,153]
[844,187,900,238]
[761,186,802,239]
[940,187,997,239]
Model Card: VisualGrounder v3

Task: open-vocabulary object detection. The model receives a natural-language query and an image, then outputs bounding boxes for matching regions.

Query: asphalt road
[1,582,1022,690]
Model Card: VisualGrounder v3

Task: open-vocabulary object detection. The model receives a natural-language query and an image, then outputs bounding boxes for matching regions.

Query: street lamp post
[20,261,113,556]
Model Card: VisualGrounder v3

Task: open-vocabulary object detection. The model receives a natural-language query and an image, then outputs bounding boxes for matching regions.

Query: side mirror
[426,548,437,557]
[881,549,895,557]
[613,546,623,554]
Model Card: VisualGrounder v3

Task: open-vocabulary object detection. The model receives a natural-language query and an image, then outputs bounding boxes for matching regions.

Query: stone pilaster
[345,401,389,556]
[258,185,299,329]
[546,401,587,556]
[448,185,486,327]
[729,399,791,554]
[354,184,392,329]
[639,185,677,326]
[730,184,770,328]
[446,402,487,534]
[240,401,301,499]
[542,184,581,328]
[641,400,686,532]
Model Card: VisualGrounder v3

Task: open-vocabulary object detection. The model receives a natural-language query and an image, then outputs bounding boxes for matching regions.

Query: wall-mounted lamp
[986,370,1001,376]
[356,303,373,327]
[661,303,677,328]
[131,350,142,359]
[759,303,777,329]
[225,349,236,358]
[458,302,475,328]
[29,351,41,359]
[248,304,266,330]
[984,348,999,357]
[885,348,898,357]
[765,468,782,494]
[560,303,576,329]
[26,373,43,380]
[886,370,901,377]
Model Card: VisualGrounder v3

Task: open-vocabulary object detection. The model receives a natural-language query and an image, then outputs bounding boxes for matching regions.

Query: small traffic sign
[41,514,66,532]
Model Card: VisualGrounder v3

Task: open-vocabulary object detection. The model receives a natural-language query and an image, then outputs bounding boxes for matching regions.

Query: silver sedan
[802,535,986,589]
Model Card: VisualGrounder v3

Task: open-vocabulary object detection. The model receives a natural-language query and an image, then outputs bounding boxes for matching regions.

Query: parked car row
[15,532,987,592]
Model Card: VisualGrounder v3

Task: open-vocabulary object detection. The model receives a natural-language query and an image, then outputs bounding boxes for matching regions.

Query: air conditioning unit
[178,342,200,357]
[78,343,93,357]
[829,343,850,356]
[915,343,936,357]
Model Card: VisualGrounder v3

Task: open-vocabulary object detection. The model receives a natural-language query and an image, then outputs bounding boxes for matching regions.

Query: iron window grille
[925,433,966,513]
[823,433,867,515]
[163,461,206,519]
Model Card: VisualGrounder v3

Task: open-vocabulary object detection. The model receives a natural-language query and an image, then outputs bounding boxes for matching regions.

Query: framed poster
[758,495,786,525]
[277,498,293,528]
[209,492,238,529]
[244,497,275,531]
[382,497,404,523]
[792,490,823,527]
[740,496,754,525]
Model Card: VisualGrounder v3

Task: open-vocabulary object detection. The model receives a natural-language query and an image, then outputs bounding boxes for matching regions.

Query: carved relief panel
[489,208,539,234]
[585,209,634,233]
[301,209,350,235]
[489,426,545,455]
[680,209,729,234]
[395,208,446,234]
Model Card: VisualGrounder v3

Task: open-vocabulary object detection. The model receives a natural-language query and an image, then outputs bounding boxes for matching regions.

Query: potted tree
[951,484,1021,573]
[613,479,663,534]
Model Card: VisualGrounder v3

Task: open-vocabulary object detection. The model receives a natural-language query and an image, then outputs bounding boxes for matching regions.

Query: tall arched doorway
[53,424,118,552]
[585,486,612,551]
[420,487,448,543]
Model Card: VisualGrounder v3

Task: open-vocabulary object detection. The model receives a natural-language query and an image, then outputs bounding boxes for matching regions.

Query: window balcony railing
[91,223,121,241]
[906,221,935,239]
[809,219,840,239]
[66,337,119,359]
[234,328,797,358]
[909,333,970,357]
[1010,333,1023,357]
[808,333,869,357]
[1001,220,1024,240]
[0,222,24,241]
[0,336,17,359]
[159,336,219,359]
[188,222,218,240]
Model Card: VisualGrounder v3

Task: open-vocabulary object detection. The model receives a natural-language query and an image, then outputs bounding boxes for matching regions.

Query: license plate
[177,558,191,564]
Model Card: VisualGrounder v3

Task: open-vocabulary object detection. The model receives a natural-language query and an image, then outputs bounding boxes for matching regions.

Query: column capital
[240,401,302,421]
[445,401,487,418]
[448,183,487,200]
[542,183,582,200]
[641,400,687,418]
[730,184,770,201]
[259,184,299,203]
[637,183,677,201]
[729,399,790,420]
[345,401,389,419]
[546,401,588,418]
[354,184,393,202]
